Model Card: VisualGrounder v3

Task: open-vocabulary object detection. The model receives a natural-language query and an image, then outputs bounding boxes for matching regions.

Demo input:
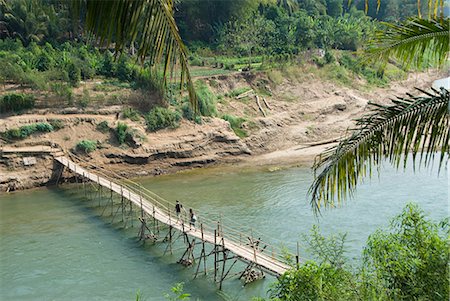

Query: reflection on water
[0,161,448,300]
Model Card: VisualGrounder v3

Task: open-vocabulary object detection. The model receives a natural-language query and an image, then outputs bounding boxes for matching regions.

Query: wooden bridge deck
[54,156,291,276]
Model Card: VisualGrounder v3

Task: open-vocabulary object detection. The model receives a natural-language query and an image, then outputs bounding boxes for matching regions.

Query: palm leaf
[72,0,196,108]
[364,17,449,68]
[309,88,449,213]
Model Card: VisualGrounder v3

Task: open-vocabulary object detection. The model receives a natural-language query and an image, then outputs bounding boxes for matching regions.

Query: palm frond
[73,0,196,108]
[309,88,449,213]
[364,17,449,69]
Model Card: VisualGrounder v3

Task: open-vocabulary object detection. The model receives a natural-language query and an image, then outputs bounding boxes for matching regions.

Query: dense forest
[0,0,425,111]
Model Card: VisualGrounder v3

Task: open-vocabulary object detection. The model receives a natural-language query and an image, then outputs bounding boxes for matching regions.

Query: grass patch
[195,80,217,117]
[226,87,253,98]
[190,68,233,78]
[267,69,283,86]
[145,107,181,132]
[222,114,247,138]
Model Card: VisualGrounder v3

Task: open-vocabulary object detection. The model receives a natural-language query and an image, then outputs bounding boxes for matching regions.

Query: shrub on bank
[96,121,110,133]
[115,122,129,145]
[122,107,141,121]
[0,93,35,113]
[76,140,97,153]
[195,80,217,117]
[145,107,181,132]
[3,122,53,140]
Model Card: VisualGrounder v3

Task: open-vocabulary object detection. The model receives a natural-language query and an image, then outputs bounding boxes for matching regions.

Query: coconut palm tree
[309,16,449,212]
[73,0,196,107]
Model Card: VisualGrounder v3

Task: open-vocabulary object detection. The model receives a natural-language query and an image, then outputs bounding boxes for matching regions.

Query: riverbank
[0,69,443,192]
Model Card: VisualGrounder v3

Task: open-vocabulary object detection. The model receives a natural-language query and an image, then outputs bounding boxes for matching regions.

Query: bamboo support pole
[214,229,218,282]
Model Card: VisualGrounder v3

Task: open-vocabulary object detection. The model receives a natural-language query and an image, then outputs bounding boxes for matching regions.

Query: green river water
[0,161,448,300]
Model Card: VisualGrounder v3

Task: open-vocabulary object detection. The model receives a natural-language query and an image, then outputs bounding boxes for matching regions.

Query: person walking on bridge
[189,208,197,230]
[175,200,184,222]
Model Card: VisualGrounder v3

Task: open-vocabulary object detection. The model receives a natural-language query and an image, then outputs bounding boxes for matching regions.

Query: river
[1,161,448,300]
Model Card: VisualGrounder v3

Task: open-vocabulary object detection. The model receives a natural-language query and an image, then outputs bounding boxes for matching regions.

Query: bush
[115,122,128,145]
[122,107,141,121]
[76,140,97,154]
[271,204,449,301]
[116,56,134,81]
[4,128,21,139]
[78,89,90,108]
[145,107,181,132]
[181,102,194,120]
[96,121,110,133]
[363,203,449,300]
[100,51,115,77]
[48,119,65,130]
[67,62,81,87]
[195,81,217,117]
[3,122,53,140]
[0,93,35,113]
[35,122,54,132]
[271,261,357,301]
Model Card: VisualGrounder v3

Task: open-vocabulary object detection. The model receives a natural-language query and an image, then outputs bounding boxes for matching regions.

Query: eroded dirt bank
[0,69,442,192]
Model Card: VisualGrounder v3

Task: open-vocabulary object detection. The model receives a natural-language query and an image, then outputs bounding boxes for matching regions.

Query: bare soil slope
[0,69,442,191]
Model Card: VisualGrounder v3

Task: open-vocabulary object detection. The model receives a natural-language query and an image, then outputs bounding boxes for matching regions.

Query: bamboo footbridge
[53,154,296,287]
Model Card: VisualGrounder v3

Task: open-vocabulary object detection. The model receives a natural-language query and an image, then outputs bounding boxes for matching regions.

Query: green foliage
[122,107,141,121]
[364,203,449,300]
[164,283,190,301]
[365,17,449,69]
[0,93,35,113]
[96,121,110,133]
[226,87,252,98]
[3,122,53,140]
[271,261,356,301]
[222,114,247,138]
[271,204,449,301]
[304,225,347,267]
[271,225,356,301]
[115,122,128,145]
[145,107,181,132]
[67,62,81,87]
[35,122,54,132]
[78,89,90,108]
[195,81,217,117]
[76,140,97,154]
[116,55,135,82]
